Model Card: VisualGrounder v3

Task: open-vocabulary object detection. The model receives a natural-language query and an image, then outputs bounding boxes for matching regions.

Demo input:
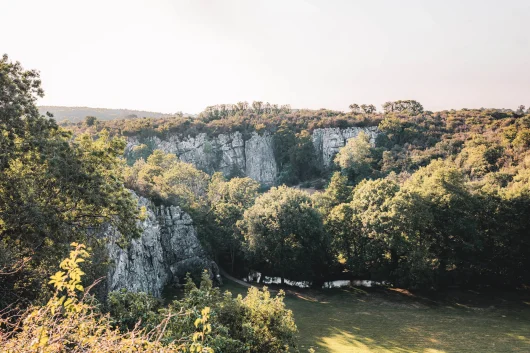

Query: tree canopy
[0,55,140,305]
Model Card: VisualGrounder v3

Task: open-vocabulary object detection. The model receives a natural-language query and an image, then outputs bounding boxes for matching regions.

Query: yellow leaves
[194,318,201,328]
[189,306,214,352]
[46,243,90,315]
[48,271,66,286]
[30,327,49,349]
[192,331,203,341]
[2,241,215,353]
[64,298,73,308]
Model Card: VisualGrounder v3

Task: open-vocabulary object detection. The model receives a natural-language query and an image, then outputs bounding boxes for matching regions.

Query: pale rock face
[312,126,378,167]
[126,127,378,185]
[106,194,218,297]
[126,131,276,185]
[244,132,277,186]
[215,132,246,175]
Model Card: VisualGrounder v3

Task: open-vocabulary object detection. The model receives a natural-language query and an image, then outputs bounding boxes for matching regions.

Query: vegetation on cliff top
[3,53,530,351]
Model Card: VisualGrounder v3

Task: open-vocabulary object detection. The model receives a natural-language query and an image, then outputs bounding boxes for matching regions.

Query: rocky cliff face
[244,132,277,185]
[106,194,218,297]
[312,126,379,167]
[126,127,377,185]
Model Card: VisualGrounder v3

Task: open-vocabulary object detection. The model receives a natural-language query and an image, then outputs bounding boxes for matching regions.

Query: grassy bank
[221,279,530,353]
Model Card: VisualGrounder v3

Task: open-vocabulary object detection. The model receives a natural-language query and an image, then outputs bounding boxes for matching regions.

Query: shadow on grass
[216,278,530,353]
[284,286,530,353]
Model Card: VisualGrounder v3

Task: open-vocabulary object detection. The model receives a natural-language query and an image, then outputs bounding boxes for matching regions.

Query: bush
[0,243,214,352]
[106,271,299,353]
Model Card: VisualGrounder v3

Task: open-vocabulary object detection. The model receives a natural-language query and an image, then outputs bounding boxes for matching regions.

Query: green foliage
[312,171,351,217]
[207,173,259,272]
[108,271,298,353]
[84,115,97,126]
[66,104,381,148]
[334,131,375,183]
[0,244,215,353]
[289,130,320,181]
[125,149,210,211]
[0,55,140,305]
[107,289,163,332]
[319,155,530,288]
[239,186,329,283]
[382,100,424,115]
[273,125,321,185]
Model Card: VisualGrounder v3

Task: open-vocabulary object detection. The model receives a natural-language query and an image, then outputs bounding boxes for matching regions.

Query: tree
[273,122,299,185]
[349,178,401,273]
[234,101,249,113]
[124,149,210,212]
[207,173,259,273]
[289,130,320,181]
[325,203,359,270]
[334,131,374,182]
[0,54,47,170]
[239,186,328,283]
[401,159,478,286]
[0,55,140,304]
[349,103,361,114]
[361,104,376,114]
[312,171,351,217]
[382,100,424,115]
[84,115,97,126]
[252,101,264,114]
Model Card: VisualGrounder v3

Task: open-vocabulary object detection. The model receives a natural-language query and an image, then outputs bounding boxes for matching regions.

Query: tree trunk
[230,247,235,274]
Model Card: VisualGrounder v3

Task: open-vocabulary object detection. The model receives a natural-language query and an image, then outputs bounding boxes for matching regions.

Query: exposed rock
[125,127,378,185]
[215,132,246,176]
[244,132,277,186]
[312,126,378,167]
[106,194,219,297]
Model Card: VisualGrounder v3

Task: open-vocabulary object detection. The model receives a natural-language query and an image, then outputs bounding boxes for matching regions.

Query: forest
[2,54,530,352]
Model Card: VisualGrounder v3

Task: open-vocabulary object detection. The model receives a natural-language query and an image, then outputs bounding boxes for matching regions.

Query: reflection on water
[244,272,385,289]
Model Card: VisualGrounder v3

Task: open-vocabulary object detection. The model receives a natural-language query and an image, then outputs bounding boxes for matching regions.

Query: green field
[221,279,530,353]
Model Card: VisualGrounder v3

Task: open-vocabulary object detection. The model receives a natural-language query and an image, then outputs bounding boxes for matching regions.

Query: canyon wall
[106,194,218,297]
[126,126,378,185]
[311,126,379,167]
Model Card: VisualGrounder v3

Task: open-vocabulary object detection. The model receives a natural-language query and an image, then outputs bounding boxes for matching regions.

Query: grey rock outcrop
[126,126,378,185]
[244,132,277,186]
[127,132,246,177]
[312,126,378,167]
[106,194,218,297]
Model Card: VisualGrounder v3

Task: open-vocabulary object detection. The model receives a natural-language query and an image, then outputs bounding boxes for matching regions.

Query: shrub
[0,243,214,353]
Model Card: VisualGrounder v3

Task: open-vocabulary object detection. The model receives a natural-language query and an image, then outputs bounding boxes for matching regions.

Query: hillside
[38,105,190,122]
[65,102,530,189]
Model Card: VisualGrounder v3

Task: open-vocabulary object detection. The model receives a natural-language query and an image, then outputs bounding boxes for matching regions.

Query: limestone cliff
[312,126,379,167]
[106,194,218,297]
[126,127,377,185]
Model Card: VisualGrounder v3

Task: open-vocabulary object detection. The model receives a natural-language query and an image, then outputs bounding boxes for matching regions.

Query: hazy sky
[2,0,529,113]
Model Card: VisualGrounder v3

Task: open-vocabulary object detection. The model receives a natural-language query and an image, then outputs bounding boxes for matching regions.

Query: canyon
[125,126,378,185]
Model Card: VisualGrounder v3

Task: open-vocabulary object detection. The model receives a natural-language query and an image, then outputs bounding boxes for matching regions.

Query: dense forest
[2,54,530,352]
[110,100,530,290]
[0,55,297,352]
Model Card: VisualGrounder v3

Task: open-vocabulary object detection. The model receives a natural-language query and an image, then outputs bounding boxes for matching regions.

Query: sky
[1,0,529,114]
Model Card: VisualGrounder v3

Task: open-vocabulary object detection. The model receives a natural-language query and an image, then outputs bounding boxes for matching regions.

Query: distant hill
[38,106,189,122]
